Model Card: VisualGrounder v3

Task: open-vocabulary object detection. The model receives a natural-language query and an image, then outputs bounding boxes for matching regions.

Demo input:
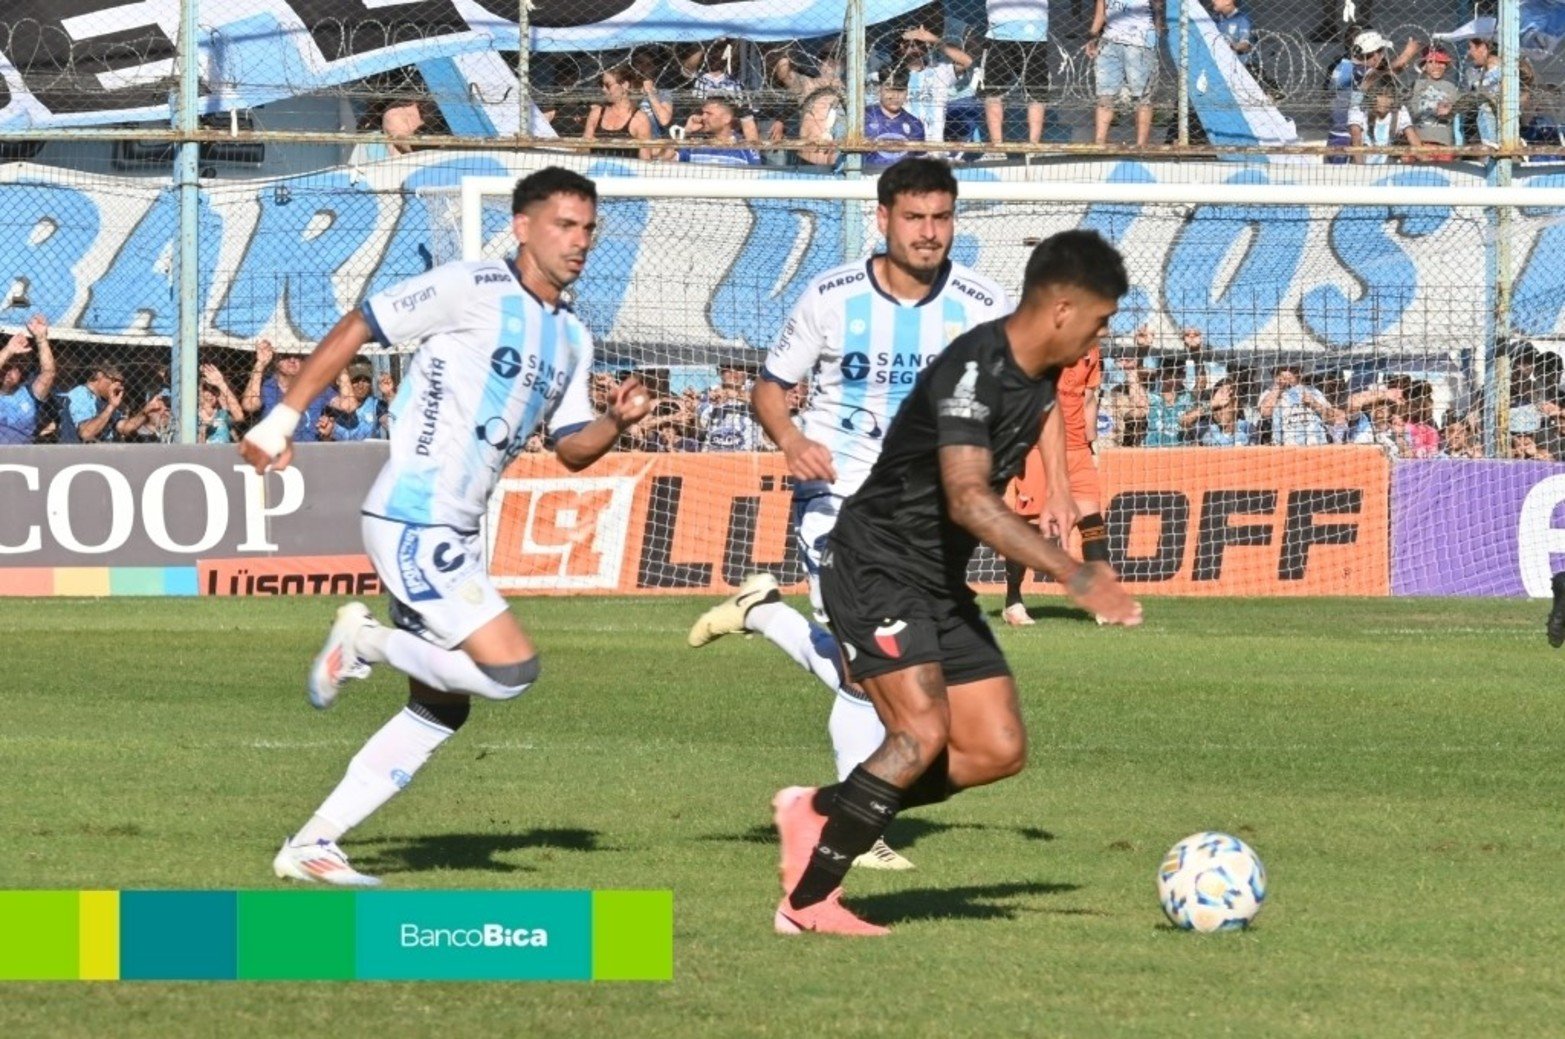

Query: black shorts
[980,40,1051,101]
[820,534,1010,686]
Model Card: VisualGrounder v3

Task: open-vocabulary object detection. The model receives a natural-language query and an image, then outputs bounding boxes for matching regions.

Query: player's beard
[889,239,948,283]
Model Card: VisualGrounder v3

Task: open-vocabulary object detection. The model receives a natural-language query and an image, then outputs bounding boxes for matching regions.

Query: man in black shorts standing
[982,0,1052,150]
[771,229,1143,936]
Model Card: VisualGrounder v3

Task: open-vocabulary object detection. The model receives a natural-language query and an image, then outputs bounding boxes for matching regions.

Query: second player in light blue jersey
[241,168,653,887]
[687,158,1010,872]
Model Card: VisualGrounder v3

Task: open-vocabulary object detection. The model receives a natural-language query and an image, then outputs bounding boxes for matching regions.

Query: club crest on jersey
[937,361,990,421]
[873,620,908,658]
[944,321,965,343]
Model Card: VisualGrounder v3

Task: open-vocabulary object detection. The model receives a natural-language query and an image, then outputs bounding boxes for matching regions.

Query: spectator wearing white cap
[1325,27,1419,164]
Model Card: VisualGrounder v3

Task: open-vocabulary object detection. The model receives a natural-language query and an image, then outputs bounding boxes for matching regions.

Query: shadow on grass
[352,828,604,875]
[705,818,1055,849]
[849,880,1081,924]
[987,603,1093,624]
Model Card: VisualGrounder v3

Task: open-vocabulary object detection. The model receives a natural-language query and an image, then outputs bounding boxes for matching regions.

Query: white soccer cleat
[1002,603,1035,627]
[687,573,781,648]
[307,602,375,710]
[854,838,916,871]
[272,837,382,887]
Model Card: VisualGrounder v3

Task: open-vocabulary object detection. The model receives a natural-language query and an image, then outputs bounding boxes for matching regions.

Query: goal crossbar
[458,174,1565,262]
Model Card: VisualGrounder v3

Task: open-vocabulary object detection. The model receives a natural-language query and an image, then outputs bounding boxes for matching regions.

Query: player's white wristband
[243,403,301,460]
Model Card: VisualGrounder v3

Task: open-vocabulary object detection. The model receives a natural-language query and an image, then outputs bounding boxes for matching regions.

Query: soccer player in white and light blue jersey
[687,158,1009,871]
[240,168,652,886]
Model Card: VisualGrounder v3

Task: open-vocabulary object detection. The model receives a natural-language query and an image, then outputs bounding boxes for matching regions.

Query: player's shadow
[849,880,1081,924]
[351,828,604,875]
[706,818,1055,849]
[988,604,1093,624]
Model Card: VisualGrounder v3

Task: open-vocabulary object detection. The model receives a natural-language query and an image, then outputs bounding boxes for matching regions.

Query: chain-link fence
[0,1,1561,455]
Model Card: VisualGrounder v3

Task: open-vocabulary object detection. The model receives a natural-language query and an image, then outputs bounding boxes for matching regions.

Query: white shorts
[362,515,508,650]
[791,494,842,623]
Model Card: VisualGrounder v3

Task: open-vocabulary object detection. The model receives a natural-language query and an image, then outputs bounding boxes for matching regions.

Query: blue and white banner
[0,0,921,132]
[2,153,1563,357]
[1436,2,1565,56]
[1163,0,1298,152]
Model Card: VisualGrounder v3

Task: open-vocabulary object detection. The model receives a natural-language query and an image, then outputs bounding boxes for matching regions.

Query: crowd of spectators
[1094,328,1560,459]
[3,313,1560,460]
[0,321,398,447]
[505,2,1561,167]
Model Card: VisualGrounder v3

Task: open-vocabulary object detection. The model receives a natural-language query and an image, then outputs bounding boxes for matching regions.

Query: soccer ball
[1156,831,1267,932]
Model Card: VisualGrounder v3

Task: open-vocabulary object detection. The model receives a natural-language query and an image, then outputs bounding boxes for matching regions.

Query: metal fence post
[1487,0,1521,458]
[1177,0,1190,147]
[517,0,532,141]
[174,0,201,443]
[843,0,867,262]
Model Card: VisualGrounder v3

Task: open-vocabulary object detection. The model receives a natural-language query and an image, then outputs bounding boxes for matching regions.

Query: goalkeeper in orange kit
[1002,341,1112,625]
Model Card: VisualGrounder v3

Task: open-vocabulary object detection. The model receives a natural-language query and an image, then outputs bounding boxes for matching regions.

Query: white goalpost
[458,174,1565,264]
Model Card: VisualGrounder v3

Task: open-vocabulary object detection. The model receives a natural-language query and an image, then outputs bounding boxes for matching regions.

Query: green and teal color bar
[0,890,672,981]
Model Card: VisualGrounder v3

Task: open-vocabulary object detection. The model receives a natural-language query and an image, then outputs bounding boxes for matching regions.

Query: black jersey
[832,317,1060,595]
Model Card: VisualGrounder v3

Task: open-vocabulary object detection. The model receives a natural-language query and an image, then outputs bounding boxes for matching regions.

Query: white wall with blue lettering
[1,154,1561,355]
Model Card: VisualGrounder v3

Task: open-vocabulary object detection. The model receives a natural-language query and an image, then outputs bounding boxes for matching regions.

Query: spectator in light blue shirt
[65,365,158,443]
[330,365,386,442]
[1144,357,1195,447]
[1466,36,1502,149]
[197,362,246,444]
[1189,380,1257,446]
[677,96,763,166]
[0,315,56,445]
[1210,0,1254,67]
[240,340,346,443]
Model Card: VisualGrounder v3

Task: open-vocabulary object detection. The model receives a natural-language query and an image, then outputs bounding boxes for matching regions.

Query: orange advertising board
[487,454,801,595]
[489,447,1390,598]
[1084,446,1389,596]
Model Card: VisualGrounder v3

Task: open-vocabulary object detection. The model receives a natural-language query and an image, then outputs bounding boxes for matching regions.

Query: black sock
[901,750,952,809]
[790,767,902,910]
[1005,558,1026,607]
[1078,513,1110,565]
[810,785,840,816]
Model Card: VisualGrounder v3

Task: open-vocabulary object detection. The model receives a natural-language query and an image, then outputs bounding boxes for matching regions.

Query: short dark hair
[1021,230,1129,302]
[512,167,597,215]
[876,156,958,208]
[880,64,911,91]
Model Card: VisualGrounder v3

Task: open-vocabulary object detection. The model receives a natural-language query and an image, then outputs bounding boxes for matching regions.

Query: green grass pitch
[2,595,1563,1037]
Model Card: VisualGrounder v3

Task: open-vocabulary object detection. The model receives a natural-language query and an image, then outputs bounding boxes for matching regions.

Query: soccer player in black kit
[772,229,1144,936]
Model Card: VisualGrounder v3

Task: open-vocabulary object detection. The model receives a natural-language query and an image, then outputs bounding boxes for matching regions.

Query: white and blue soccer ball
[1156,831,1267,932]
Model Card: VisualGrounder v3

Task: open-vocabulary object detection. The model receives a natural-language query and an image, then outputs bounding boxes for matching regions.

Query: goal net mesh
[423,162,1564,599]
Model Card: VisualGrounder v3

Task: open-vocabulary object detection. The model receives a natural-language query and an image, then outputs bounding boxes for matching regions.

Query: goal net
[429,160,1565,599]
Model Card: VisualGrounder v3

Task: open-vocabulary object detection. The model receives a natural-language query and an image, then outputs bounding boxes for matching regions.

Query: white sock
[355,624,523,700]
[296,707,455,843]
[828,693,886,782]
[745,601,845,693]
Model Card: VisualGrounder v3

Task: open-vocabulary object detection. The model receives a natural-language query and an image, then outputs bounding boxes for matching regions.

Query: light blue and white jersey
[986,0,1049,41]
[763,257,1011,499]
[360,258,595,531]
[1348,103,1414,162]
[1102,0,1159,48]
[905,63,962,143]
